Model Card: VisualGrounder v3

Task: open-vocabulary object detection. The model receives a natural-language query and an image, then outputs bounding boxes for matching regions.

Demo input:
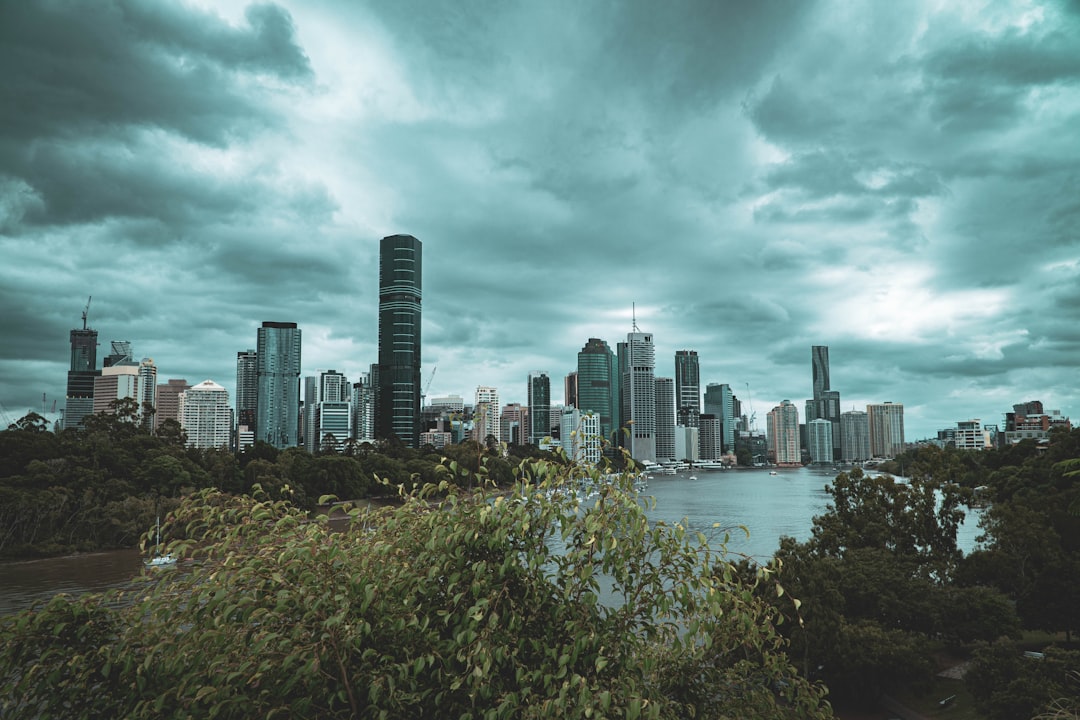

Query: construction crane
[421,366,437,407]
[82,295,92,330]
[744,382,757,431]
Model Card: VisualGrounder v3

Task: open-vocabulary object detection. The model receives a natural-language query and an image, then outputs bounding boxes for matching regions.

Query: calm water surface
[0,466,981,616]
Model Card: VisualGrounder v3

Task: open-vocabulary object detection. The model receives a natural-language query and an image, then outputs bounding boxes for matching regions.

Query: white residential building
[179,380,232,450]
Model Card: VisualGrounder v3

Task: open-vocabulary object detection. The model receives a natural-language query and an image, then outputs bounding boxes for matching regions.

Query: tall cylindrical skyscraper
[376,234,422,447]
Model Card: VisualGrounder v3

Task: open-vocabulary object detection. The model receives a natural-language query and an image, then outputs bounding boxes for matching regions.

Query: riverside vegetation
[1,407,1079,717]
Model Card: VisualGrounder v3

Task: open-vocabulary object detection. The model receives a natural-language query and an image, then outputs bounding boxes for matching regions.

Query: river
[0,465,982,616]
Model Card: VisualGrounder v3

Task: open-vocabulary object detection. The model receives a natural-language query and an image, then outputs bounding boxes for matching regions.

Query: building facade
[473,386,500,444]
[840,410,871,463]
[577,337,618,452]
[703,383,737,454]
[64,323,100,431]
[674,350,701,428]
[179,380,232,450]
[155,379,190,432]
[528,372,551,445]
[655,377,675,461]
[807,418,833,464]
[562,407,601,465]
[376,234,422,447]
[808,346,841,461]
[256,321,302,449]
[618,330,656,464]
[698,414,722,461]
[766,400,801,466]
[137,358,157,432]
[92,365,139,417]
[867,402,905,458]
[235,349,258,438]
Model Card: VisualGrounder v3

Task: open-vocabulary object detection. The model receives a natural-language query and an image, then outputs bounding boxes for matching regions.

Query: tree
[0,458,833,719]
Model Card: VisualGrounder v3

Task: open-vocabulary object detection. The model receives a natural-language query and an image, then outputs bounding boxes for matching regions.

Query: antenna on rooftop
[632,302,639,332]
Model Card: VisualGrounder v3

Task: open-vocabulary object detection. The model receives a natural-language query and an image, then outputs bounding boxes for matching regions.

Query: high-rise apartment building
[766,399,800,466]
[655,377,675,461]
[562,407,601,465]
[674,350,701,428]
[256,321,302,448]
[500,403,527,446]
[179,380,232,450]
[527,372,551,445]
[235,349,258,437]
[577,338,618,451]
[618,330,656,463]
[155,379,190,432]
[840,410,870,463]
[137,358,157,432]
[807,418,833,464]
[474,386,500,444]
[376,234,422,447]
[867,402,905,458]
[698,414,722,460]
[64,315,100,431]
[351,371,375,443]
[304,370,352,453]
[703,383,737,454]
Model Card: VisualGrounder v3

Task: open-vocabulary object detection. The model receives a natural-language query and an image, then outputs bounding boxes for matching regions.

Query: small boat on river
[145,515,176,568]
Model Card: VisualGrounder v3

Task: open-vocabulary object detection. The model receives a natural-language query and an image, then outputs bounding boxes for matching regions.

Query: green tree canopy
[0,459,833,719]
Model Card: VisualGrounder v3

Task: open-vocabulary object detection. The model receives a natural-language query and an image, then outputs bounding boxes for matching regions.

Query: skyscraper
[63,310,100,431]
[840,410,870,463]
[527,372,551,446]
[137,358,157,432]
[256,321,302,449]
[474,386,500,444]
[867,402,905,458]
[767,399,801,465]
[376,234,422,447]
[703,383,737,454]
[812,345,830,401]
[577,338,618,451]
[179,380,232,450]
[674,350,700,427]
[618,330,656,464]
[351,371,375,443]
[655,377,675,461]
[304,370,352,453]
[809,345,841,461]
[564,371,578,410]
[807,418,833,464]
[236,349,258,437]
[155,379,190,432]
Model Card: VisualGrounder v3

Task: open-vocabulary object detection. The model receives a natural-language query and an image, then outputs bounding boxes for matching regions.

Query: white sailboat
[145,515,176,568]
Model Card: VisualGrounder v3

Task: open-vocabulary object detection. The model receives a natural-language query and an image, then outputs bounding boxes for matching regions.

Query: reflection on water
[0,466,982,616]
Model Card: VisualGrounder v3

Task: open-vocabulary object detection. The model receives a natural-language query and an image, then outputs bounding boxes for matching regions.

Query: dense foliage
[759,429,1080,714]
[0,458,833,719]
[0,409,544,559]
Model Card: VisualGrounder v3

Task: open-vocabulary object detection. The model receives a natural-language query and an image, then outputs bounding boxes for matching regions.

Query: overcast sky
[2,0,1078,440]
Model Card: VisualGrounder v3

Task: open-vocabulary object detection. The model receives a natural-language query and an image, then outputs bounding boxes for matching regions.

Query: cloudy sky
[1,0,1078,440]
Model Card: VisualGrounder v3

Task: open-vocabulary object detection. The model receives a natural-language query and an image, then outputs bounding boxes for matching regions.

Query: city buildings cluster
[58,236,1070,463]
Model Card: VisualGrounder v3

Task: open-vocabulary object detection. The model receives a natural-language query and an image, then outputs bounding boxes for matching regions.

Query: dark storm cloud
[0,1,311,144]
[0,0,312,238]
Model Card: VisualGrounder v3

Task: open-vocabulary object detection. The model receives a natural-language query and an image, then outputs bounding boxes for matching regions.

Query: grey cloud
[745,76,842,145]
[0,2,309,146]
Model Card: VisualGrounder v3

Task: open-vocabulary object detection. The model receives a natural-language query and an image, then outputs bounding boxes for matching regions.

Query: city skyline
[2,1,1079,441]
